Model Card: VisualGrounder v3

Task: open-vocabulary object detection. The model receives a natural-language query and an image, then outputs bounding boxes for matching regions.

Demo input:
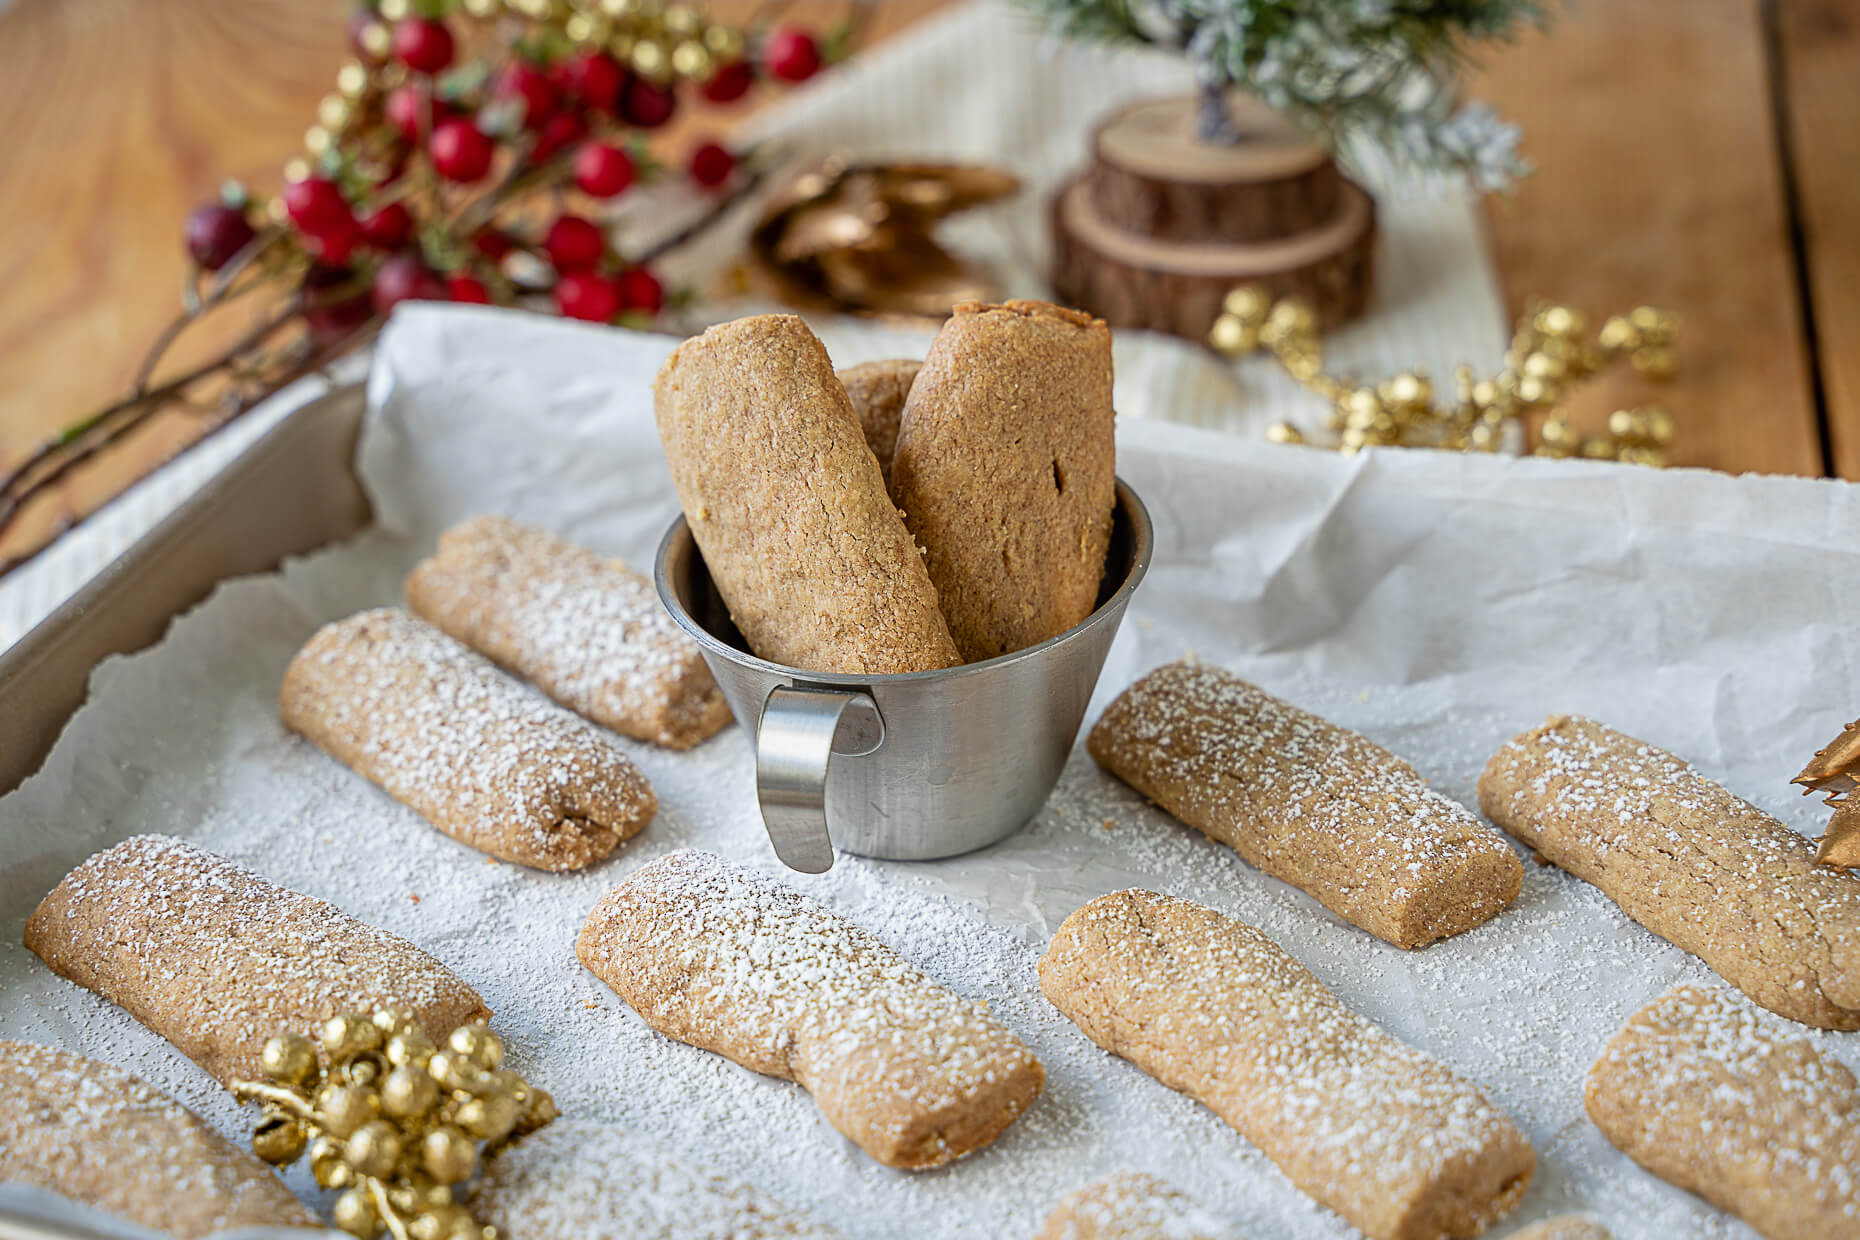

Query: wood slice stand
[1052,94,1376,342]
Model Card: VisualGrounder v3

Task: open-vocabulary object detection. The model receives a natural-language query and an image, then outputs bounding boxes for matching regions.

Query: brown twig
[637,160,770,263]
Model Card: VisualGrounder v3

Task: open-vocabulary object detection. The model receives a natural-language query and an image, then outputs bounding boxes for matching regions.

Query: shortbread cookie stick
[1503,1220,1611,1240]
[0,1041,316,1237]
[405,515,731,749]
[577,849,1043,1169]
[654,315,960,674]
[1036,1172,1242,1240]
[1040,890,1534,1240]
[1088,661,1522,948]
[282,607,656,870]
[1478,715,1860,1029]
[891,300,1115,660]
[24,834,489,1087]
[837,358,919,484]
[1586,984,1858,1240]
[472,1120,845,1239]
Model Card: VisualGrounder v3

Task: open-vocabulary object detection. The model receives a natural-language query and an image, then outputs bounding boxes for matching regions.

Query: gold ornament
[378,0,412,21]
[703,23,743,59]
[671,39,712,79]
[1793,718,1860,869]
[630,39,670,81]
[336,63,373,100]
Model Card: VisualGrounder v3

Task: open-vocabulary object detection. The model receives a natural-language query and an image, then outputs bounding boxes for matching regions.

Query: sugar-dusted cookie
[23,834,489,1087]
[837,358,919,485]
[1586,984,1858,1239]
[1040,889,1534,1240]
[1088,661,1521,948]
[471,1120,845,1239]
[1479,715,1860,1029]
[890,299,1115,660]
[576,849,1043,1169]
[1036,1171,1242,1240]
[281,607,656,871]
[1503,1220,1611,1240]
[406,515,731,749]
[654,314,960,674]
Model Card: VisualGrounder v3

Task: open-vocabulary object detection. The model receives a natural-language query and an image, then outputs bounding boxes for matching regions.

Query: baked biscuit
[1039,889,1534,1240]
[576,849,1043,1169]
[281,607,656,871]
[890,299,1115,660]
[1036,1171,1241,1240]
[1503,1220,1611,1240]
[23,834,489,1087]
[406,514,731,749]
[1088,661,1521,948]
[1586,984,1857,1240]
[1479,715,1860,1029]
[653,315,960,674]
[837,358,919,485]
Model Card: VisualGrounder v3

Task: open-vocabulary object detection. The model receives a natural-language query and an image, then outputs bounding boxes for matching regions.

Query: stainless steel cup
[654,479,1153,872]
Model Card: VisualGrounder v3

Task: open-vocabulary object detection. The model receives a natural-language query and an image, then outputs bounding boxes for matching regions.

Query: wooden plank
[1474,0,1826,476]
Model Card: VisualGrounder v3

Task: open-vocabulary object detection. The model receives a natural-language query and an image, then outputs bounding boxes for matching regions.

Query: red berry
[556,270,622,322]
[619,76,677,128]
[763,28,821,82]
[543,215,605,271]
[358,202,414,250]
[557,52,624,113]
[701,60,754,104]
[430,119,494,183]
[385,85,450,141]
[688,142,735,189]
[303,264,373,345]
[184,203,256,270]
[371,252,447,315]
[494,61,558,130]
[307,217,362,266]
[282,177,352,238]
[472,228,515,261]
[573,142,635,198]
[617,267,664,315]
[528,110,586,165]
[447,273,493,304]
[392,18,455,75]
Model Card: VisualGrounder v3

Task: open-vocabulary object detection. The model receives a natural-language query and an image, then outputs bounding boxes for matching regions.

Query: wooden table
[1,0,1855,571]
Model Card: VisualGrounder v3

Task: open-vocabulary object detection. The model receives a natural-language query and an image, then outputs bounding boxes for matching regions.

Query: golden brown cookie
[654,314,960,674]
[405,514,731,749]
[1039,889,1534,1240]
[1088,661,1522,948]
[1502,1220,1611,1240]
[281,607,656,871]
[836,358,920,485]
[890,299,1116,660]
[576,849,1043,1169]
[1479,715,1860,1029]
[1586,984,1858,1239]
[1036,1171,1242,1240]
[23,834,489,1087]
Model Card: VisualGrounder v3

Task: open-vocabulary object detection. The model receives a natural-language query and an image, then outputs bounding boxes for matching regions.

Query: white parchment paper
[3,305,1857,1240]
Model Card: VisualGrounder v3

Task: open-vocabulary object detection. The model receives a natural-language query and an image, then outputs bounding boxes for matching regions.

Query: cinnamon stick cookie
[405,514,730,749]
[1036,1171,1241,1240]
[0,1040,316,1237]
[1088,661,1522,948]
[1478,715,1860,1029]
[1586,984,1858,1239]
[23,834,489,1087]
[891,300,1116,660]
[1503,1221,1611,1240]
[837,358,919,485]
[281,607,656,871]
[472,1120,845,1239]
[654,314,960,674]
[576,849,1044,1169]
[1040,889,1534,1240]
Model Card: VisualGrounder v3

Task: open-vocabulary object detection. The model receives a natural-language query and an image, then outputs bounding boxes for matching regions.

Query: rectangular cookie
[281,607,656,871]
[1478,715,1860,1028]
[653,315,960,674]
[1039,889,1534,1240]
[1037,1171,1241,1240]
[890,300,1115,660]
[1088,661,1522,948]
[576,849,1043,1169]
[23,834,490,1087]
[837,358,919,485]
[1586,984,1858,1239]
[405,514,731,749]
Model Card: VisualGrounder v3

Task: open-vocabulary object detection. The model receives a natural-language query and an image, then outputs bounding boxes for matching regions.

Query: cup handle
[754,685,885,873]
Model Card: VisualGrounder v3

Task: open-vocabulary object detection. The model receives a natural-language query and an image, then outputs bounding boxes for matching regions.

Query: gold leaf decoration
[1792,718,1860,868]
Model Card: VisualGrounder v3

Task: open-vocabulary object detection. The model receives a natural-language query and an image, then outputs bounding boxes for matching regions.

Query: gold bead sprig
[231,1008,557,1240]
[1209,285,1681,464]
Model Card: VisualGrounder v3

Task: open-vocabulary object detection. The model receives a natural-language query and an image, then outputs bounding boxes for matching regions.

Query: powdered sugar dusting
[1039,1171,1242,1240]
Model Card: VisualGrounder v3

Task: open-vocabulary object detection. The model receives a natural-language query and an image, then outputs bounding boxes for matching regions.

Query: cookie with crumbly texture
[1586,984,1858,1239]
[1088,661,1521,948]
[23,835,489,1087]
[576,849,1043,1170]
[1037,1171,1242,1240]
[837,359,920,485]
[890,299,1115,661]
[281,607,656,870]
[406,515,731,749]
[654,315,960,674]
[1503,1220,1612,1240]
[1478,715,1860,1029]
[472,1121,845,1239]
[1039,890,1534,1240]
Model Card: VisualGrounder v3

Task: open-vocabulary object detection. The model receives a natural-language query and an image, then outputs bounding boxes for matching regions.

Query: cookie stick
[281,607,656,871]
[405,515,731,750]
[1036,1172,1242,1240]
[1586,984,1859,1240]
[23,834,490,1087]
[576,849,1044,1169]
[1478,715,1860,1029]
[1502,1221,1612,1240]
[1039,889,1534,1240]
[1088,661,1522,948]
[837,359,920,485]
[653,315,960,675]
